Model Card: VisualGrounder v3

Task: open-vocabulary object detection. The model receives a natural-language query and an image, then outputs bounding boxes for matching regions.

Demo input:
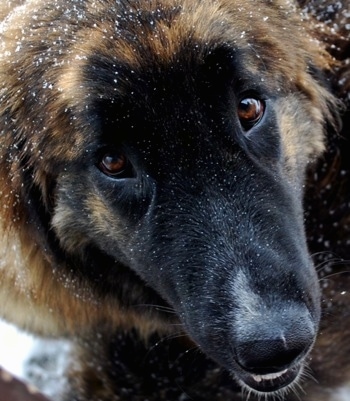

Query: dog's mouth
[237,364,301,393]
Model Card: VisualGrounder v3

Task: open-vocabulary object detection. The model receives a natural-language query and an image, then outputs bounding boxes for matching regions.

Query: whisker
[143,331,189,358]
[132,303,178,314]
[241,384,252,401]
[311,250,350,271]
[172,344,201,367]
[315,258,350,272]
[319,270,350,281]
[315,259,338,272]
[291,381,305,401]
[301,366,318,384]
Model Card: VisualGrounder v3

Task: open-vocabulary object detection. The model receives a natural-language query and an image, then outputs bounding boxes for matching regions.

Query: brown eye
[238,98,265,131]
[99,152,130,177]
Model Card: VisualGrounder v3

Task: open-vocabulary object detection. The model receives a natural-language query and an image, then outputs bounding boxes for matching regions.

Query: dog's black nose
[235,336,309,373]
[234,313,316,373]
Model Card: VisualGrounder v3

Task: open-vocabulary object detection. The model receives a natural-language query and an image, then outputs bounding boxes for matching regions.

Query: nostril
[235,335,313,373]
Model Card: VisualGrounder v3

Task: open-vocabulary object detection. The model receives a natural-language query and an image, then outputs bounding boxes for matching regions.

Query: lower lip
[238,365,300,393]
[251,369,288,383]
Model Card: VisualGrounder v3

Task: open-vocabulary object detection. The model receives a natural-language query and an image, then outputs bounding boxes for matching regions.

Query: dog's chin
[235,363,302,394]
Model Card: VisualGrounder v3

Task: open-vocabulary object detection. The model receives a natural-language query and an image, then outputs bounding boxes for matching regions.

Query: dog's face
[0,0,338,396]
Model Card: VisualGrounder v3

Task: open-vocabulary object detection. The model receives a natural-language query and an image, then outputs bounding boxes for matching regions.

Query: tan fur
[0,224,160,335]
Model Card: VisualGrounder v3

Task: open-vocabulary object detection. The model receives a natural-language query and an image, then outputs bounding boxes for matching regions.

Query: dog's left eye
[238,97,265,131]
[98,152,132,178]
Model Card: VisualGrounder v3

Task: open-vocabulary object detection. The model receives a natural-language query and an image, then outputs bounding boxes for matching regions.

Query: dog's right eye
[98,152,132,178]
[238,97,265,131]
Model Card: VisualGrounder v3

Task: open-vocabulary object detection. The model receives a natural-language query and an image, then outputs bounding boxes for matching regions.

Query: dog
[0,0,348,400]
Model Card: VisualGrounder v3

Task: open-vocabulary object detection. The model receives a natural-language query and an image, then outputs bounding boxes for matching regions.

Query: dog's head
[0,0,340,395]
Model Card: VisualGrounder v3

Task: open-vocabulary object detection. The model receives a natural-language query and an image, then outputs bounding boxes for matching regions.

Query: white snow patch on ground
[331,387,350,401]
[0,319,35,378]
[0,319,71,400]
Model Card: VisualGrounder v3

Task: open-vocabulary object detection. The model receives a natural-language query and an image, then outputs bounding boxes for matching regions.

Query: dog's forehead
[49,0,322,166]
[60,0,300,104]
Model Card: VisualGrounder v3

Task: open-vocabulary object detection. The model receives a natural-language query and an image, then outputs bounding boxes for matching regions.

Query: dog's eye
[238,98,265,131]
[99,152,131,178]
